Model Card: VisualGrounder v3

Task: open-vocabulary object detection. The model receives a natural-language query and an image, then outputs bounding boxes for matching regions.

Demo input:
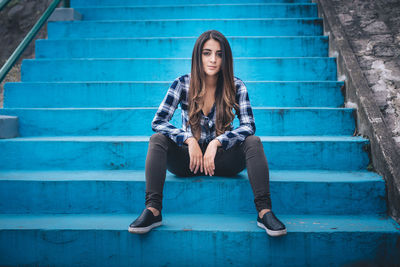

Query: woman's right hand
[185,137,203,174]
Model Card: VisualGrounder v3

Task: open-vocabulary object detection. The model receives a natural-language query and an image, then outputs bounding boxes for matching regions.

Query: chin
[205,70,220,77]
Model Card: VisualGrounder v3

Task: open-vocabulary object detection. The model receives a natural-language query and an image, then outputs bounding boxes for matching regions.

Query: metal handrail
[0,0,68,83]
[0,0,12,11]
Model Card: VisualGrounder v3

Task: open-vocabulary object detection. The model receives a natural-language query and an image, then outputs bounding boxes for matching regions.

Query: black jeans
[145,133,272,213]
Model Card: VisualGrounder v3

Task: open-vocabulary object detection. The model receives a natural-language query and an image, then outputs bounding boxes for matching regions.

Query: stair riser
[71,0,311,7]
[4,82,344,108]
[47,19,323,39]
[0,140,370,170]
[75,5,318,20]
[36,37,329,58]
[0,179,386,214]
[21,58,337,82]
[0,230,398,267]
[0,108,355,136]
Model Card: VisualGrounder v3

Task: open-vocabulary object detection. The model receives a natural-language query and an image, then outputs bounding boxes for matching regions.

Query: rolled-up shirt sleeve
[216,79,256,150]
[151,76,193,146]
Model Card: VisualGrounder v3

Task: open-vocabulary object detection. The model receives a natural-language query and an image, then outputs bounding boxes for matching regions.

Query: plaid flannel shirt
[151,74,256,150]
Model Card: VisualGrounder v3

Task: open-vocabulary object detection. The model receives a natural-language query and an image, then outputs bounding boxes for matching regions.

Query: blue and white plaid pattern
[152,74,256,150]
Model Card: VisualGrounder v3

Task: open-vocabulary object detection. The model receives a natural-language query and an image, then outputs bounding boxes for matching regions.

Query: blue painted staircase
[1,0,399,266]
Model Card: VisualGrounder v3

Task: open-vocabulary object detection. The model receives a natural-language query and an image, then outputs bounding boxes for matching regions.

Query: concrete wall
[314,0,400,223]
[328,0,400,152]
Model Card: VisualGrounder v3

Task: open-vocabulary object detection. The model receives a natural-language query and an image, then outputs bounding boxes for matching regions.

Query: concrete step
[36,36,329,58]
[4,81,344,108]
[0,170,386,215]
[47,18,323,39]
[0,136,370,170]
[71,0,312,7]
[0,107,355,136]
[21,58,337,82]
[74,4,318,20]
[0,213,398,266]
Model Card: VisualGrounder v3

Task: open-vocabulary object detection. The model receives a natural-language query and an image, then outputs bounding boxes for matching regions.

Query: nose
[210,53,216,63]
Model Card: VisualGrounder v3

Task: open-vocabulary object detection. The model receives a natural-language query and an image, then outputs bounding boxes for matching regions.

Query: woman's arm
[204,79,254,175]
[151,76,193,146]
[215,79,256,150]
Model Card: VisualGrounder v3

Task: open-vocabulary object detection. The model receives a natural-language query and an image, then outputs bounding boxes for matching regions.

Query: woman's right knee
[244,135,261,146]
[149,133,168,145]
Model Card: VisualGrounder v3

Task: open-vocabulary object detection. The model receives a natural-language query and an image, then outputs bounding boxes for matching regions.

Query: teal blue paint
[0,170,386,214]
[0,107,355,136]
[71,0,312,7]
[74,4,318,20]
[47,19,323,38]
[0,169,383,182]
[1,0,399,265]
[35,36,329,58]
[4,81,343,108]
[0,214,399,266]
[21,58,337,82]
[0,136,370,170]
[0,213,397,233]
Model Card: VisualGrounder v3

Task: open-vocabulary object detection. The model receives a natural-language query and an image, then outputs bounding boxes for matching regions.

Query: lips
[208,66,217,69]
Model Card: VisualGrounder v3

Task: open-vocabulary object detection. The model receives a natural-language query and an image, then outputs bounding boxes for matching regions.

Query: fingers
[189,154,194,172]
[203,143,217,176]
[188,140,218,175]
[193,156,201,174]
[191,154,203,174]
[209,160,215,176]
[203,156,215,176]
[188,141,203,173]
[190,156,197,173]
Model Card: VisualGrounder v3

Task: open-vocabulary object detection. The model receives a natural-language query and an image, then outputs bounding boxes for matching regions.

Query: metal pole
[0,0,12,11]
[0,0,62,83]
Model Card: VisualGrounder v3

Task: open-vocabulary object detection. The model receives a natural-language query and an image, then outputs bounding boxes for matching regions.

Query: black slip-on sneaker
[128,209,162,234]
[257,211,287,237]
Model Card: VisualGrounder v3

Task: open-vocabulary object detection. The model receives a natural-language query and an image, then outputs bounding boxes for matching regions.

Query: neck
[204,74,218,91]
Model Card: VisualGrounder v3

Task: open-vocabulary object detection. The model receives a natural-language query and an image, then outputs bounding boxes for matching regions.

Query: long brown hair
[188,30,239,140]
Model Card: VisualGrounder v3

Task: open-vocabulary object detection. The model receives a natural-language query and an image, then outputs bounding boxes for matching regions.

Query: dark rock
[7,4,24,20]
[369,34,393,43]
[338,14,353,25]
[357,57,373,69]
[363,21,390,34]
[21,2,36,17]
[373,45,396,57]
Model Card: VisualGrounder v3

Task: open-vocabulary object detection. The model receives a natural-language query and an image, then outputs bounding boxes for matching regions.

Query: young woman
[129,30,286,237]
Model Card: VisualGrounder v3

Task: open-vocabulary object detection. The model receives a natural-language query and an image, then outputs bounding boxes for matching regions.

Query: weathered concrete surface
[48,8,82,21]
[314,0,400,223]
[329,0,400,152]
[0,115,18,138]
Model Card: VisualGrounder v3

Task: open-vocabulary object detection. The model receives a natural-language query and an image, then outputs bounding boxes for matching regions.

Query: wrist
[185,137,197,145]
[211,139,222,147]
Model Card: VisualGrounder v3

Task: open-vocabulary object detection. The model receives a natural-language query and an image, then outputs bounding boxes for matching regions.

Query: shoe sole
[128,221,162,234]
[257,221,287,237]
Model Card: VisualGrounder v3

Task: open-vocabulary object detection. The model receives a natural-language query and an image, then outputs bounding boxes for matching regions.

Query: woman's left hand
[203,139,221,176]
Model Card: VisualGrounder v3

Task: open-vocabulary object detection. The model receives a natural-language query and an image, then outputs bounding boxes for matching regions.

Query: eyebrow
[202,49,222,52]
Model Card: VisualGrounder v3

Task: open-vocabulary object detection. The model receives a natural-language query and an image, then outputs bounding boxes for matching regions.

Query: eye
[217,52,222,58]
[202,51,210,56]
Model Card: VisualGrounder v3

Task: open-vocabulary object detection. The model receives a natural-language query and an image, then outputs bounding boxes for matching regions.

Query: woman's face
[202,38,222,77]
